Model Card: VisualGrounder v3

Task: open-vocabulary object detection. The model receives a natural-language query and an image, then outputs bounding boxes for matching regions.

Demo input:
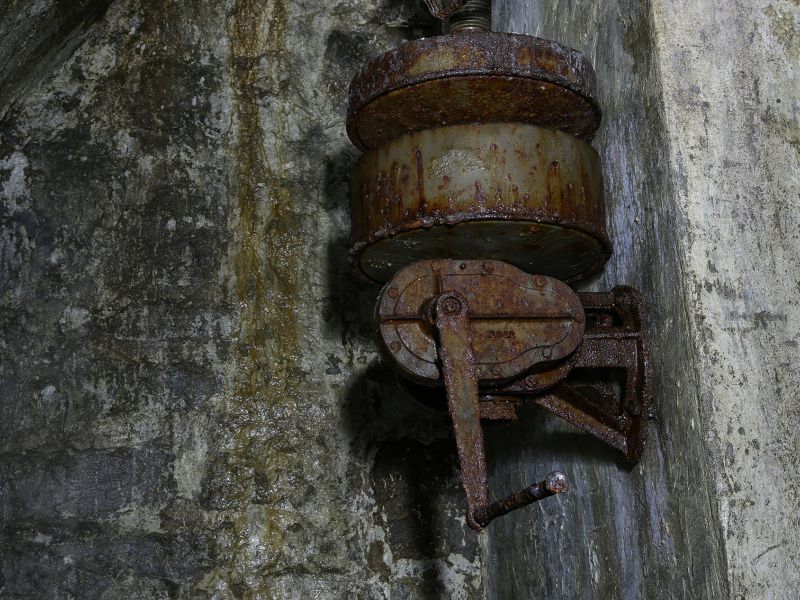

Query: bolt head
[442,297,462,315]
[542,347,553,359]
[491,366,501,376]
[390,340,402,352]
[387,287,399,299]
[533,276,546,288]
[481,261,495,273]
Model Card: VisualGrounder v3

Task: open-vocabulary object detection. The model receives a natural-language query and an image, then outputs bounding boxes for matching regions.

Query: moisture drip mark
[219,0,303,593]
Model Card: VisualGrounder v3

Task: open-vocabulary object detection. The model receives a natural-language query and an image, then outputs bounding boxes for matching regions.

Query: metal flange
[350,122,611,283]
[347,32,601,151]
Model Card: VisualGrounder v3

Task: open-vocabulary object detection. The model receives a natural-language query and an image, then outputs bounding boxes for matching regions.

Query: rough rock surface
[1,1,480,598]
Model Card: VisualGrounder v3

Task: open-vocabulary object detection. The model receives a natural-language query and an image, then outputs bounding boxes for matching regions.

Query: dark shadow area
[484,403,634,486]
[0,0,114,118]
[377,0,441,39]
[320,62,481,592]
[339,363,483,598]
[337,355,637,599]
[321,146,382,347]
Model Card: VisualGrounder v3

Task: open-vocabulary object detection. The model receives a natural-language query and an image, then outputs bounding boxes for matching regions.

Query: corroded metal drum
[347,32,609,283]
[347,32,602,149]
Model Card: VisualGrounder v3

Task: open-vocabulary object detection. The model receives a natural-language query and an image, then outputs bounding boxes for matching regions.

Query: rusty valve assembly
[345,1,654,530]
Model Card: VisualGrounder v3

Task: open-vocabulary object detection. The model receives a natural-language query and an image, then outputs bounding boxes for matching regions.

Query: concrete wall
[1,1,481,597]
[651,2,800,597]
[489,0,799,598]
[0,0,797,598]
[486,0,728,597]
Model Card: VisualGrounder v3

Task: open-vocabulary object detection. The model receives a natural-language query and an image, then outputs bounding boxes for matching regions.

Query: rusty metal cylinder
[347,32,609,284]
[351,122,609,283]
[347,33,602,150]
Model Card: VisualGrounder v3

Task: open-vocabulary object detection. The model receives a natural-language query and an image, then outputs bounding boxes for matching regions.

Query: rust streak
[414,145,427,213]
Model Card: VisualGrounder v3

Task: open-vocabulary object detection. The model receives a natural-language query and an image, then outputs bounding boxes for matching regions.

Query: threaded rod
[448,0,491,33]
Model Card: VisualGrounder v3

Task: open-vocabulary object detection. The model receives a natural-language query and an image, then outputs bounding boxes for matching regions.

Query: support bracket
[376,260,653,529]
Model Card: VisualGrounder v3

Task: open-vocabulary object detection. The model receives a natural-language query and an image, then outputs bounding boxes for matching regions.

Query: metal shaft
[432,290,570,531]
[433,292,490,531]
[474,471,569,528]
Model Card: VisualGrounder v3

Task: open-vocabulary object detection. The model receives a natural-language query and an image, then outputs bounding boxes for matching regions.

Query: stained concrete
[486,1,729,597]
[1,0,479,597]
[651,2,800,597]
[488,0,799,598]
[1,0,798,598]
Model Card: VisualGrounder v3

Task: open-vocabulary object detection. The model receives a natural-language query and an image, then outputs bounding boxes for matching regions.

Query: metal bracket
[483,286,654,462]
[377,260,654,530]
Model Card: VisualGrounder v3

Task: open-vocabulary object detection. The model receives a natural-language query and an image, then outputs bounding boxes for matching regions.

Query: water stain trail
[217,0,304,592]
[229,0,300,397]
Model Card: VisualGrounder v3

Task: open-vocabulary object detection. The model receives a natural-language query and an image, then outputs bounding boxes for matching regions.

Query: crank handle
[473,471,569,529]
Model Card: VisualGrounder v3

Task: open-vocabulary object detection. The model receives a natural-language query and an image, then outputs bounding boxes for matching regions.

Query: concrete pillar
[650,1,800,596]
[0,0,796,598]
[489,0,799,598]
